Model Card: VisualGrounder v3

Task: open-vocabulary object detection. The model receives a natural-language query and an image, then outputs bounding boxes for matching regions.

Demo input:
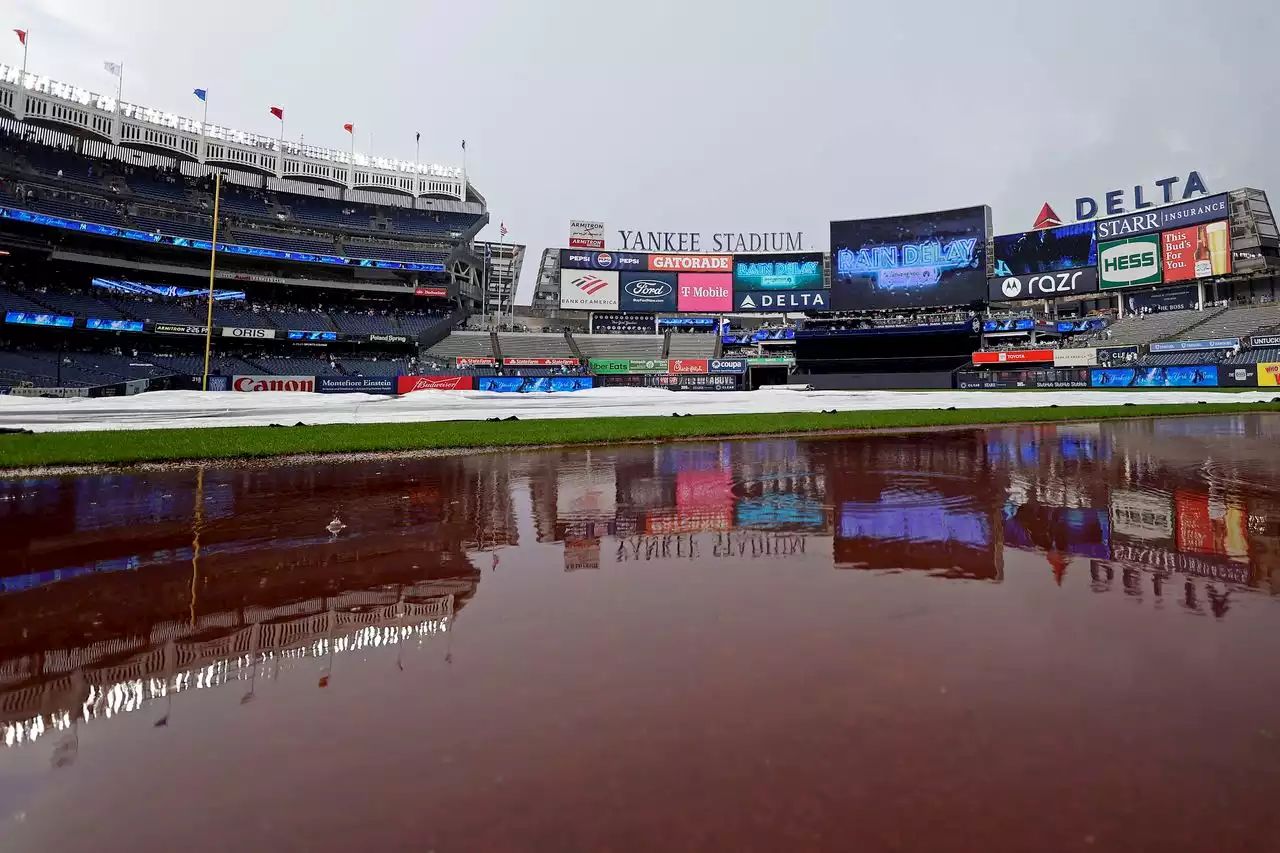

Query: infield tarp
[0,387,1277,434]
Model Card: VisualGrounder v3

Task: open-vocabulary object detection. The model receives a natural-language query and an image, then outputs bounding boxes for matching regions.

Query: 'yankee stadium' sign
[618,230,805,253]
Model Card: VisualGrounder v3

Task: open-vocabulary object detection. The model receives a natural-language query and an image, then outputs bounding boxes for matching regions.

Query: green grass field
[2,401,1278,469]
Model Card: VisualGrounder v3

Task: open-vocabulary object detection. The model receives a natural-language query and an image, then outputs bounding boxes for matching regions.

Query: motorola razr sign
[987,267,1099,302]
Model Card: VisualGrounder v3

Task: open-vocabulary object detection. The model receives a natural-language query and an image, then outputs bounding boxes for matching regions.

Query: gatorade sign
[1099,235,1162,289]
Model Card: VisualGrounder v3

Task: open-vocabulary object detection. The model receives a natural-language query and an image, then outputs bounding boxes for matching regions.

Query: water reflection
[1,415,1280,849]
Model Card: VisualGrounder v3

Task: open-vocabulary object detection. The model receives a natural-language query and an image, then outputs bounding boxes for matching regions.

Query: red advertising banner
[231,375,315,392]
[502,357,580,367]
[972,349,1055,364]
[648,253,733,273]
[1161,220,1231,282]
[455,357,496,367]
[414,287,449,297]
[668,358,709,374]
[396,375,475,393]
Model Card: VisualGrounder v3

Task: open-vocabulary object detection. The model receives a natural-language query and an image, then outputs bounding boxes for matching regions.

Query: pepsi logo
[596,252,612,266]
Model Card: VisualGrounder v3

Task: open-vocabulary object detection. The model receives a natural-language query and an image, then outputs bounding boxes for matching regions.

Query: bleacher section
[424,332,496,361]
[667,335,718,358]
[1173,304,1280,341]
[497,332,575,359]
[574,334,664,360]
[1093,308,1222,347]
[0,132,483,267]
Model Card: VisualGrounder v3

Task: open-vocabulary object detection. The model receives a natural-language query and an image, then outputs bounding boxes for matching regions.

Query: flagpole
[201,172,223,391]
[202,96,208,129]
[116,62,122,103]
[20,32,27,82]
[415,133,420,165]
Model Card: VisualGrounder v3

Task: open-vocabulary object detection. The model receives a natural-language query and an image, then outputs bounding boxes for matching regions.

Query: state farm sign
[971,350,1055,365]
[231,375,315,392]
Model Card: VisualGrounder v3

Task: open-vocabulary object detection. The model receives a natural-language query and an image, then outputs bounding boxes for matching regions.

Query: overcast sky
[9,0,1278,303]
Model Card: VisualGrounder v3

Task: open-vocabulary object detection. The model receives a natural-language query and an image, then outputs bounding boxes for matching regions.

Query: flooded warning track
[2,414,1280,852]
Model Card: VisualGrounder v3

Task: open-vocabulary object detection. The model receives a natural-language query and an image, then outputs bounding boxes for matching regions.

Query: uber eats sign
[1099,234,1162,289]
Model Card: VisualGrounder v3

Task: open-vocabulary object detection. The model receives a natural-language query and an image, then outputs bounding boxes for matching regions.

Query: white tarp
[0,387,1275,434]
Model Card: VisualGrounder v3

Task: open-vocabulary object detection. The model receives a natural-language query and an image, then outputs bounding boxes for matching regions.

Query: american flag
[499,222,508,239]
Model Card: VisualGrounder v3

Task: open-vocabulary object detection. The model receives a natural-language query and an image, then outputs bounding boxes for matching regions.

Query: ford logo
[625,280,673,298]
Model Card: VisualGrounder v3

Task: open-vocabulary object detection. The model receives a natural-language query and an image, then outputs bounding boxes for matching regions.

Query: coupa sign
[231,375,315,392]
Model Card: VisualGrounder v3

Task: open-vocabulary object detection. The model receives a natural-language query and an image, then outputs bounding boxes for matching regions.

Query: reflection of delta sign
[1099,235,1161,289]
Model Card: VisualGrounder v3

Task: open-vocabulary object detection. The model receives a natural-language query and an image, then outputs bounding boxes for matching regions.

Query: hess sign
[988,267,1099,301]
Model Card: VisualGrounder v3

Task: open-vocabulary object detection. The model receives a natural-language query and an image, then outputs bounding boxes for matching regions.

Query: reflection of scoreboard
[825,434,1004,579]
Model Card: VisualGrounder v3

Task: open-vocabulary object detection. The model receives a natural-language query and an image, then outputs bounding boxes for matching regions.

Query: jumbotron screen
[830,205,989,310]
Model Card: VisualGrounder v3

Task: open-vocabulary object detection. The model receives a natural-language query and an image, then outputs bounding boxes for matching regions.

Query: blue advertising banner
[708,358,747,373]
[1095,194,1230,241]
[1148,338,1238,353]
[1090,365,1219,388]
[316,377,396,394]
[559,249,646,271]
[86,318,145,332]
[733,290,829,311]
[477,377,595,392]
[618,271,678,312]
[658,317,716,328]
[288,330,339,341]
[4,311,75,327]
[984,318,1035,332]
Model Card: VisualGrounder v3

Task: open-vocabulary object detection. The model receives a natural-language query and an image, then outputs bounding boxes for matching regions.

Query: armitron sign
[231,375,315,392]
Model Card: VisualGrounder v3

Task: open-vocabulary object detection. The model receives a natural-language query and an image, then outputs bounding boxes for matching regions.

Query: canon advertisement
[618,272,678,312]
[231,375,315,392]
[988,267,1099,302]
[993,221,1097,277]
[830,205,989,310]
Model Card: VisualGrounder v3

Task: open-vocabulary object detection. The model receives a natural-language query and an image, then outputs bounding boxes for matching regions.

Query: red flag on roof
[269,106,284,121]
[343,122,353,133]
[1033,202,1062,230]
[14,29,26,46]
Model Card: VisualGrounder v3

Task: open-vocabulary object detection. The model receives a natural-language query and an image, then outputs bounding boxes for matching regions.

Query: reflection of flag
[193,88,207,101]
[269,106,284,121]
[103,61,122,77]
[13,29,26,46]
[461,139,466,151]
[492,552,500,570]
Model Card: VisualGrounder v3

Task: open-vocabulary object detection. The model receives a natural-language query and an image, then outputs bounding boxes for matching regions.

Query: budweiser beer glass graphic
[1206,221,1230,275]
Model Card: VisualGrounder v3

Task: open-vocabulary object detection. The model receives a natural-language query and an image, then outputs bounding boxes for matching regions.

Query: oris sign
[231,375,315,392]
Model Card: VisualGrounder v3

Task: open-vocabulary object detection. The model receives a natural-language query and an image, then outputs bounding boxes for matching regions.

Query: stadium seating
[498,332,575,359]
[113,298,204,325]
[248,356,342,377]
[574,334,664,360]
[210,306,279,329]
[1095,308,1220,347]
[25,290,126,319]
[1222,346,1280,365]
[0,287,52,314]
[424,332,496,361]
[1173,303,1280,341]
[667,335,717,358]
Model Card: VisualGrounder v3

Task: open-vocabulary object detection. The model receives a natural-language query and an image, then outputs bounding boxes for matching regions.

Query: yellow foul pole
[201,172,223,390]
